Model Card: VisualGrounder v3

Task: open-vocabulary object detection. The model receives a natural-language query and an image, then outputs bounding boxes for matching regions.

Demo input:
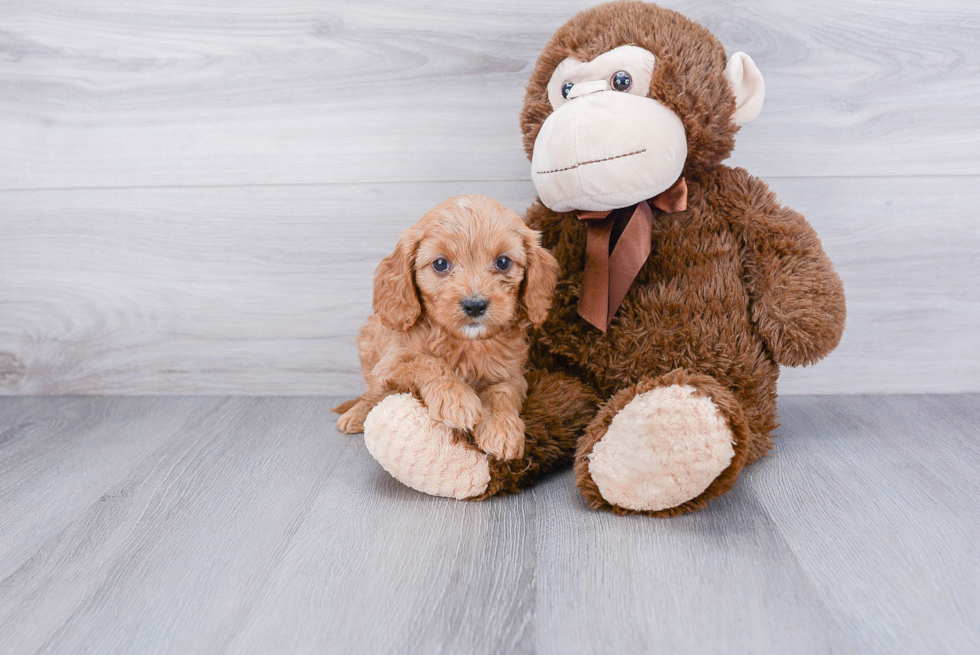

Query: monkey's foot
[576,378,739,515]
[363,394,491,500]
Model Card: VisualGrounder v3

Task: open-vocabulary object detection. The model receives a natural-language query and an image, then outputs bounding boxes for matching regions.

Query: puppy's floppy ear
[373,227,422,331]
[519,227,560,328]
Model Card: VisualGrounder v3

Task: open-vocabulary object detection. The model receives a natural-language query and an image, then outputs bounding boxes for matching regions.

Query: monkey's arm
[729,169,846,367]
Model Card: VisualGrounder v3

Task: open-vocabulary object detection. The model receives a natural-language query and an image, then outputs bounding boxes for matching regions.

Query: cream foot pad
[363,394,491,500]
[588,385,735,511]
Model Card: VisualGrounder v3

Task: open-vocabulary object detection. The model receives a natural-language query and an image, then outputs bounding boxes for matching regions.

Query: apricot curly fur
[334,195,561,463]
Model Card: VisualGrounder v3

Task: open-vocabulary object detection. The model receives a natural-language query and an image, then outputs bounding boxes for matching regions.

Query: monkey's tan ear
[373,229,422,331]
[520,230,560,328]
[725,52,765,126]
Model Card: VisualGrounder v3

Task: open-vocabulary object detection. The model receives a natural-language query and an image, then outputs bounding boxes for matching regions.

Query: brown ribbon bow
[577,176,688,331]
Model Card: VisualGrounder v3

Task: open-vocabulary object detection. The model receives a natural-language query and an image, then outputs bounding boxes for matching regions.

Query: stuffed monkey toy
[363,0,845,516]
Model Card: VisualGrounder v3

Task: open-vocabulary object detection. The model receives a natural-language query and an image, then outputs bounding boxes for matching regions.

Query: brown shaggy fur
[473,369,599,500]
[333,195,560,461]
[482,1,846,514]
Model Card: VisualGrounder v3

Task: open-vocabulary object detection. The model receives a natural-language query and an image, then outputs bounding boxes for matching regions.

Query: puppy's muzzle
[461,296,489,318]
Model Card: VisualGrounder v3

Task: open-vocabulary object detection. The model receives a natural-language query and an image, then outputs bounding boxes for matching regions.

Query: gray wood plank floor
[1,395,978,654]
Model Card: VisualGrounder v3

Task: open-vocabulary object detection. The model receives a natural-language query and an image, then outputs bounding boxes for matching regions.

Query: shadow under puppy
[333,195,559,461]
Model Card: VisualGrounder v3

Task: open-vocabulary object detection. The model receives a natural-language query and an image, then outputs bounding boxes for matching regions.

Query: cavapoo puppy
[332,195,559,460]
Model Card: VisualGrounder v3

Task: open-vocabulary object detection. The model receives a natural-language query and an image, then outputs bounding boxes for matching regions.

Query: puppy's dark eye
[495,256,512,272]
[432,258,450,273]
[611,70,632,92]
[561,81,574,99]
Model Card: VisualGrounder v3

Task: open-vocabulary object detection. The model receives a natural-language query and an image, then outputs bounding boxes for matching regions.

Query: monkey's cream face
[531,45,688,213]
[530,44,767,213]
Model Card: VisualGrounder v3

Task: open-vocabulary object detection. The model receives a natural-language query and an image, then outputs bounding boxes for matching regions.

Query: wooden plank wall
[1,0,977,395]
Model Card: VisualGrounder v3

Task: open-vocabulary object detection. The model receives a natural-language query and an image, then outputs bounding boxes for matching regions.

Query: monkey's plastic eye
[495,256,512,272]
[611,70,632,92]
[432,258,450,273]
[561,81,574,99]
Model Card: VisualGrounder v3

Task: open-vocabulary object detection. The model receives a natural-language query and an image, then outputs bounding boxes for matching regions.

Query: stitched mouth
[535,148,646,175]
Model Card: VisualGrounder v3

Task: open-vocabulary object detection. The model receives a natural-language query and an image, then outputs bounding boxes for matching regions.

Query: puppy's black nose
[461,297,489,318]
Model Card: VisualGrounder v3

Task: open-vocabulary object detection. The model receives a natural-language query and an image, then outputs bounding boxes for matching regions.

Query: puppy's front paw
[473,411,525,461]
[423,381,483,431]
[337,401,370,434]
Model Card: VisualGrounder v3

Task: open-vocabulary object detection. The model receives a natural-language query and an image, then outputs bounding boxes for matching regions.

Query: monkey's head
[521,1,765,212]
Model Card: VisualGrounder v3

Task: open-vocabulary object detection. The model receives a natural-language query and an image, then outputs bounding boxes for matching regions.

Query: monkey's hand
[733,169,846,367]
